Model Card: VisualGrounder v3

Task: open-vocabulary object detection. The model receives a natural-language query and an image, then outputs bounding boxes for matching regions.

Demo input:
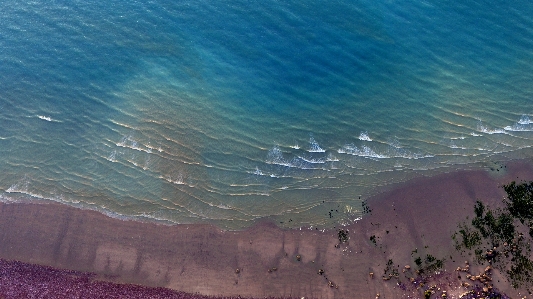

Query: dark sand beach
[1,160,533,298]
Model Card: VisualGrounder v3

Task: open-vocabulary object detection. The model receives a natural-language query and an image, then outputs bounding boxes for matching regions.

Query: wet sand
[1,160,533,298]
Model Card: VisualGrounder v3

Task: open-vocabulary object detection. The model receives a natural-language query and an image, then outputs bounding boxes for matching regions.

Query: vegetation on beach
[406,253,445,279]
[417,254,444,275]
[369,235,377,245]
[453,224,481,250]
[337,229,349,243]
[453,181,533,290]
[503,181,533,237]
[378,180,532,298]
[362,199,372,215]
[382,259,399,280]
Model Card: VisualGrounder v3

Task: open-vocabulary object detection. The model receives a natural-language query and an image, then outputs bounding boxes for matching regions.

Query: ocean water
[1,0,533,230]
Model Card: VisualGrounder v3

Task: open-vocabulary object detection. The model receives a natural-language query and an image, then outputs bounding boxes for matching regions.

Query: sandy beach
[1,160,533,298]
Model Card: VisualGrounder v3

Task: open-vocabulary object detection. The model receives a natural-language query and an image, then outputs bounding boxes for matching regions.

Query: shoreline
[1,160,533,298]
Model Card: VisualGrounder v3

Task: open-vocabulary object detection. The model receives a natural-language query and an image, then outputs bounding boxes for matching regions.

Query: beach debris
[369,272,374,279]
[235,268,240,274]
[375,293,380,299]
[327,280,338,288]
[455,261,470,273]
[318,269,324,275]
[296,254,301,261]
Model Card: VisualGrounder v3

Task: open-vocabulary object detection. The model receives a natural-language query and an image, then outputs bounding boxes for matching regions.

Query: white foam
[518,115,532,125]
[338,144,387,158]
[504,124,533,132]
[358,131,372,141]
[308,137,325,152]
[358,145,385,158]
[136,212,175,223]
[36,115,63,122]
[477,121,507,134]
[504,115,533,131]
[286,158,324,170]
[6,176,30,193]
[266,146,292,167]
[116,135,154,154]
[326,153,339,162]
[449,144,468,150]
[38,115,52,121]
[253,166,264,176]
[0,194,24,203]
[142,155,151,170]
[216,204,232,210]
[5,188,79,204]
[160,173,194,187]
[297,156,326,164]
[338,143,432,160]
[117,135,135,148]
[106,150,117,162]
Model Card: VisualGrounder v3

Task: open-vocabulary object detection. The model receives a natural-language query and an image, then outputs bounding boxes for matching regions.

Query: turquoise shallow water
[1,0,533,229]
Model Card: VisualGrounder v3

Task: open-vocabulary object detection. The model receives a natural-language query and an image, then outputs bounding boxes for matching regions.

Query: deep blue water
[1,0,533,229]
